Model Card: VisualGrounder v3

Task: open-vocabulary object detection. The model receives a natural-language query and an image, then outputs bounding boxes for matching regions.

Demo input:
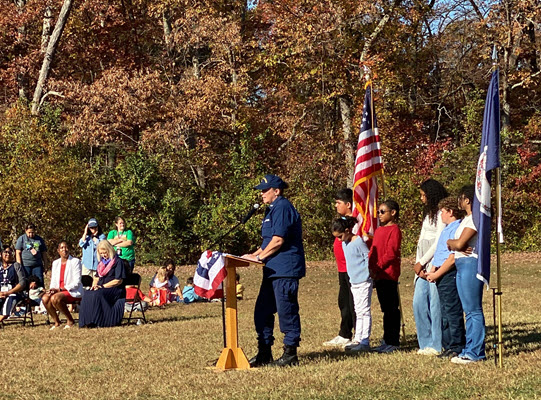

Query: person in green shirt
[107,217,135,273]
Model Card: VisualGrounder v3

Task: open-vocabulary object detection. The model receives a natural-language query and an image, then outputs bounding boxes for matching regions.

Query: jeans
[338,271,356,339]
[254,278,301,347]
[350,279,373,345]
[436,269,465,353]
[374,279,401,346]
[413,277,442,351]
[455,257,486,360]
[23,265,44,287]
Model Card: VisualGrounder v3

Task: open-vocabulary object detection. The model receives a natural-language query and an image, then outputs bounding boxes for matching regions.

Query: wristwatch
[256,255,261,262]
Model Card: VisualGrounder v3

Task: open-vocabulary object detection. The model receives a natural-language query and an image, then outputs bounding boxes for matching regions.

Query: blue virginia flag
[472,69,501,285]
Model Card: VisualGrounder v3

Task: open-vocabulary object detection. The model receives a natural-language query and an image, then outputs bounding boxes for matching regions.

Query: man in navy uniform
[243,174,306,367]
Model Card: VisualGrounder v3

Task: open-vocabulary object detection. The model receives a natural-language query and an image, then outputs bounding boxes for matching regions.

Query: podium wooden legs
[215,264,251,370]
[216,347,251,370]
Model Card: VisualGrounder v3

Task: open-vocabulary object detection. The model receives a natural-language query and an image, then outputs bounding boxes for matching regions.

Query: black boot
[271,345,298,367]
[249,344,273,367]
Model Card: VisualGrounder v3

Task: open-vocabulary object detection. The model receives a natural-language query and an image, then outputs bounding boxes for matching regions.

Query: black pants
[374,279,401,346]
[436,269,466,353]
[338,272,356,339]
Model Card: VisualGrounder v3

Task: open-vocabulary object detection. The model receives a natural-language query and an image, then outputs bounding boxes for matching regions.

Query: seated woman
[0,247,28,323]
[42,242,83,330]
[79,240,126,328]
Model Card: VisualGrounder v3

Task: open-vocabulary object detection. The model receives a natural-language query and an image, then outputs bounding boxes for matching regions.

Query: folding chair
[1,295,36,328]
[45,275,94,325]
[123,273,147,325]
[81,275,94,290]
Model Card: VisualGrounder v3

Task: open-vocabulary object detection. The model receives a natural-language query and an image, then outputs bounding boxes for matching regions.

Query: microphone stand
[208,221,243,252]
[208,207,262,349]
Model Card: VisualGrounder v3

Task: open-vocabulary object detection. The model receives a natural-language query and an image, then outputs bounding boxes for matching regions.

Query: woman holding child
[444,185,486,364]
[42,242,83,330]
[426,197,466,359]
[79,240,126,328]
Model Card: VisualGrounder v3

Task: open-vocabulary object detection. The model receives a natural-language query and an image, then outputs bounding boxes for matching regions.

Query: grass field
[1,253,540,400]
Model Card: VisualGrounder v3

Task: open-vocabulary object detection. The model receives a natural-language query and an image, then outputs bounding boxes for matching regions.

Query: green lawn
[1,253,540,400]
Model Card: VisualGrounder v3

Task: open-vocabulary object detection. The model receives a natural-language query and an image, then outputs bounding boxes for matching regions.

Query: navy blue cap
[88,218,98,228]
[254,174,289,190]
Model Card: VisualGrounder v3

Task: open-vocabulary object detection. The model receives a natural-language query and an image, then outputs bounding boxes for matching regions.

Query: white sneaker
[417,347,440,356]
[345,342,370,354]
[451,355,475,364]
[323,336,352,347]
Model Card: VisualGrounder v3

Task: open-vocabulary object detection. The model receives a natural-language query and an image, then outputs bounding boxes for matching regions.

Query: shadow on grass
[486,321,541,356]
[301,334,420,364]
[2,310,218,329]
[144,312,217,324]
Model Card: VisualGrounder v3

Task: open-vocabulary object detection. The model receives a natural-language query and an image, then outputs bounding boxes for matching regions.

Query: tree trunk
[162,9,173,55]
[15,0,28,100]
[339,96,355,187]
[500,0,515,131]
[525,22,539,73]
[359,0,402,63]
[41,6,53,54]
[31,0,74,115]
[106,145,116,169]
[349,0,401,185]
[193,55,200,79]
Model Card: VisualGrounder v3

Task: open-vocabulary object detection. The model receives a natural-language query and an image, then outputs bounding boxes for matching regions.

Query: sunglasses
[378,209,390,215]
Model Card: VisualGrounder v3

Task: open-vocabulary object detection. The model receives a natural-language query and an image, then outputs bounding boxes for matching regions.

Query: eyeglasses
[378,209,390,215]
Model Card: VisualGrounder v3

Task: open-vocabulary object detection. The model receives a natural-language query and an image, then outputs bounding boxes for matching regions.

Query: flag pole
[491,44,504,368]
[364,66,406,345]
[495,166,503,368]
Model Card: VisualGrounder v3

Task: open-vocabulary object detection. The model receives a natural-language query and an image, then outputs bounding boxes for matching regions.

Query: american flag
[194,250,226,299]
[352,82,384,237]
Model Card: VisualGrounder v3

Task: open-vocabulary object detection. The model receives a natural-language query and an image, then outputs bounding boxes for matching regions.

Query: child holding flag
[332,216,372,353]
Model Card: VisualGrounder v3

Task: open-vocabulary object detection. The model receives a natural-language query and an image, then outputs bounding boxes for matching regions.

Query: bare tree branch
[37,90,65,111]
[511,70,541,89]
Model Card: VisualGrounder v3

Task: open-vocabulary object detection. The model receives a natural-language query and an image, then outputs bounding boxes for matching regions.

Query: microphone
[241,204,260,224]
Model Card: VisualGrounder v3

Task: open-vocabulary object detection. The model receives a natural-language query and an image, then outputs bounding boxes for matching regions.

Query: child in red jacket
[369,199,402,353]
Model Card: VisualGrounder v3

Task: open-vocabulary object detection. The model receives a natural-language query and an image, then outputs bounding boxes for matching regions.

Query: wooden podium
[215,254,263,371]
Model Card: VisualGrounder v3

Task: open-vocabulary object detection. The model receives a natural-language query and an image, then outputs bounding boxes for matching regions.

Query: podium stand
[215,255,263,371]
